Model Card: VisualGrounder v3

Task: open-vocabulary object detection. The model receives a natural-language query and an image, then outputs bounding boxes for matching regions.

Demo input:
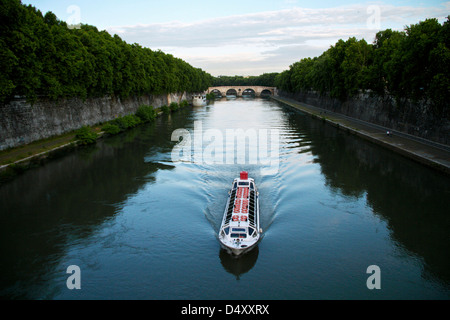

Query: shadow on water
[283,105,450,287]
[219,247,259,280]
[0,108,193,299]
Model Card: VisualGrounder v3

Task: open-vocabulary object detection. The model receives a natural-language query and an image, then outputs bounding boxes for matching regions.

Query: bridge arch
[210,89,222,97]
[226,88,238,96]
[207,86,277,98]
[242,88,256,97]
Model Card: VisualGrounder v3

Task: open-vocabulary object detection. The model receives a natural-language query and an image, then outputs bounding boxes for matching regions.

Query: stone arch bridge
[207,86,277,97]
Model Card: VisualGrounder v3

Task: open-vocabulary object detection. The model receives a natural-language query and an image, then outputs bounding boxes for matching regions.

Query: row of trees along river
[1,0,449,122]
[0,0,213,104]
[0,1,278,104]
[274,17,450,118]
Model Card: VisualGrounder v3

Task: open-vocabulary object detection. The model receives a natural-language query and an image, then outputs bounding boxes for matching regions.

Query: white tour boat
[218,171,262,255]
[192,94,206,107]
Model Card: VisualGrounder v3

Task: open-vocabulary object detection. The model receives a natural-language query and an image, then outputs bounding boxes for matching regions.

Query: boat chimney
[240,171,248,180]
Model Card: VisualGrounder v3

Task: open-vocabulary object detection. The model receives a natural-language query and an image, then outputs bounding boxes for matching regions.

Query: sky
[23,0,449,76]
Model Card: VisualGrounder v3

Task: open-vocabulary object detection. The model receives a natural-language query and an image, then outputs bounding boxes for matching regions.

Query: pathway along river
[0,97,449,299]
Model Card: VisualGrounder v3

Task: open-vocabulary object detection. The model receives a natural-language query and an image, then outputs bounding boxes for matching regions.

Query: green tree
[400,18,443,101]
[367,29,405,96]
[341,38,373,97]
[0,1,213,103]
[290,58,314,92]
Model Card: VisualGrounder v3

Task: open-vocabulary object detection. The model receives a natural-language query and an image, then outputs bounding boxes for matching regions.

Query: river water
[0,97,449,300]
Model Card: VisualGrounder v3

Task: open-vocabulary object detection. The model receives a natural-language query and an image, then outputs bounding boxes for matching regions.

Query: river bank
[0,92,193,151]
[271,96,450,175]
[3,95,449,182]
[0,101,184,183]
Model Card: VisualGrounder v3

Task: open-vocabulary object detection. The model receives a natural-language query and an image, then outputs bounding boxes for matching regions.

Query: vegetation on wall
[75,126,98,145]
[0,0,212,104]
[274,17,450,117]
[101,101,188,137]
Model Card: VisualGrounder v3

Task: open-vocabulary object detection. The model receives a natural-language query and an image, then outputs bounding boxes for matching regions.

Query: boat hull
[219,238,260,256]
[193,100,206,107]
[193,95,206,107]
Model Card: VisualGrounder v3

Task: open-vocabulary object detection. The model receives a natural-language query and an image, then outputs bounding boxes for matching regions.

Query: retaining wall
[0,92,191,150]
[279,90,449,146]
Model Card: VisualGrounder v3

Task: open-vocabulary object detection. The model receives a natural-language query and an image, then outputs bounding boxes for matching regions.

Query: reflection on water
[0,98,449,299]
[0,113,190,299]
[302,117,450,286]
[219,247,259,280]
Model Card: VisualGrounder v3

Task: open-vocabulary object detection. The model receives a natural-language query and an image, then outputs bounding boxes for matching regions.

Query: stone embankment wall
[0,92,192,151]
[279,90,449,146]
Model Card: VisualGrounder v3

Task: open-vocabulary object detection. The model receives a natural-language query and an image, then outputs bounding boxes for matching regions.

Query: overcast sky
[23,0,449,76]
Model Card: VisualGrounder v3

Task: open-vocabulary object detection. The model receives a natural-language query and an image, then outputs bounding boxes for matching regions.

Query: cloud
[106,2,449,76]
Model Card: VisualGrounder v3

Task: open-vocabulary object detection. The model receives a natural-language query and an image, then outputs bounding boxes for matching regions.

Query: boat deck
[219,171,261,255]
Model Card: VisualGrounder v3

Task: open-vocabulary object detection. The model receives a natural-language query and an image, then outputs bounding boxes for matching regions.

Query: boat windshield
[230,233,247,238]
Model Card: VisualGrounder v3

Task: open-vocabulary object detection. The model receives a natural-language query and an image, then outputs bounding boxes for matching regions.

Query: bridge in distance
[207,86,277,98]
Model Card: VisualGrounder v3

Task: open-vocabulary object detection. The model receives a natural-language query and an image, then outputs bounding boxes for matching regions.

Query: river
[0,97,449,300]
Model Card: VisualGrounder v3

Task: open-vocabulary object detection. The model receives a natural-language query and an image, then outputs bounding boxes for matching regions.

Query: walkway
[272,96,450,175]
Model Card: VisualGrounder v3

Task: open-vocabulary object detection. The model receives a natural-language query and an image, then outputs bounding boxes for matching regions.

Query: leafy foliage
[160,105,170,114]
[169,102,179,112]
[205,93,216,100]
[112,114,142,131]
[0,0,212,104]
[135,105,157,122]
[101,123,121,135]
[179,100,189,107]
[212,73,279,87]
[75,126,98,145]
[275,17,450,117]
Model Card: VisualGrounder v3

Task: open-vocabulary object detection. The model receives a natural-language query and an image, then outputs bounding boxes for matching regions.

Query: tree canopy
[0,0,213,103]
[212,73,278,87]
[274,17,450,117]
